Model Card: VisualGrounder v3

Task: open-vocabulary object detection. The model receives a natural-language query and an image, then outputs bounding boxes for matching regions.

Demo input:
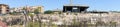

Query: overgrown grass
[26,21,40,27]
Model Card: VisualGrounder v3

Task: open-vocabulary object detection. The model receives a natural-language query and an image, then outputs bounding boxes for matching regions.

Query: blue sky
[0,0,120,11]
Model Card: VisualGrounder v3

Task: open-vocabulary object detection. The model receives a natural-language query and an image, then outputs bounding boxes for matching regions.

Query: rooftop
[63,4,89,7]
[0,4,8,6]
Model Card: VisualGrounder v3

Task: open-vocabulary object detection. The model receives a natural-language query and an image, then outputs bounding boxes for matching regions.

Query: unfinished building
[63,4,89,12]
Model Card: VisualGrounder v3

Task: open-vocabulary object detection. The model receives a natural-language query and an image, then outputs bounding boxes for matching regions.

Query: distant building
[10,5,44,13]
[0,4,9,14]
[31,6,44,13]
[63,4,89,13]
[10,7,24,13]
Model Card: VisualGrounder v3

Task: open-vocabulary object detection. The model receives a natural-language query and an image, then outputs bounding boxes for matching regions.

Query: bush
[44,10,54,14]
[26,21,40,27]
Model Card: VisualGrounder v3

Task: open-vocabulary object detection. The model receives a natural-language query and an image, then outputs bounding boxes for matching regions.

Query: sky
[0,0,120,11]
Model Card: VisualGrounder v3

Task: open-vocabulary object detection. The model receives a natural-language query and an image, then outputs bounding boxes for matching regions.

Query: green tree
[34,8,40,14]
[28,13,34,22]
[34,8,42,27]
[44,10,54,14]
[9,11,16,15]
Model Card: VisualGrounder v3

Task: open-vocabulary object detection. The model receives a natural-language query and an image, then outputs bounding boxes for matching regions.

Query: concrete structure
[63,4,89,12]
[0,4,9,14]
[31,6,44,13]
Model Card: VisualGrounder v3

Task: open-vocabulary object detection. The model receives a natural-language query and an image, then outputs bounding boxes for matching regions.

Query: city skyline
[0,0,120,11]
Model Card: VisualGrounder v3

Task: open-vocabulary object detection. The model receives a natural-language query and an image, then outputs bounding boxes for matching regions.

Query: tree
[9,11,16,15]
[28,13,34,22]
[34,8,40,14]
[34,8,42,27]
[44,10,54,14]
[9,11,21,15]
[26,8,42,27]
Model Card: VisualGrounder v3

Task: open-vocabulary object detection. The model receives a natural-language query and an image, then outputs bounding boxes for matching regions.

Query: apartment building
[0,4,9,14]
[31,6,44,13]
